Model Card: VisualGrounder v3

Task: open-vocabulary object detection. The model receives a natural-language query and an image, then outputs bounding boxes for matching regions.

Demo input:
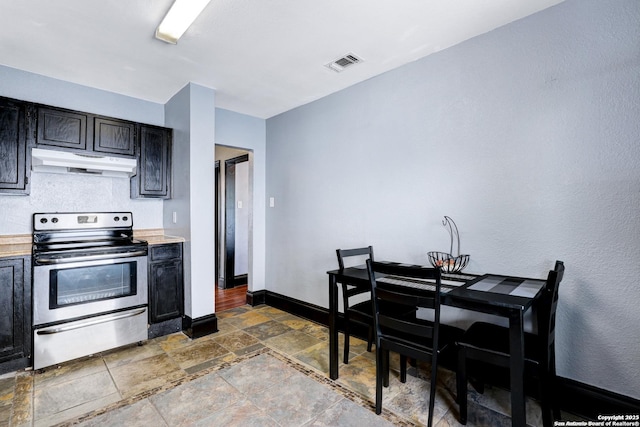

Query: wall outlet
[269,197,275,208]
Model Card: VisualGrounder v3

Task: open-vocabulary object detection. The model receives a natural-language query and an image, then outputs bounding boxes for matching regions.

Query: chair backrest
[336,246,374,270]
[536,260,565,367]
[336,246,375,305]
[366,260,443,358]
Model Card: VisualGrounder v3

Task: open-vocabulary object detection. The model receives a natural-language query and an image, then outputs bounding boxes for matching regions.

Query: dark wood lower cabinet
[0,256,31,374]
[148,243,184,338]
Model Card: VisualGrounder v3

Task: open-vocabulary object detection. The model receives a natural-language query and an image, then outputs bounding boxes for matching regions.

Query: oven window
[50,262,137,308]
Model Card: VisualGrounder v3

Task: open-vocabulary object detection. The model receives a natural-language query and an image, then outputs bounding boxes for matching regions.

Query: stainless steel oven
[32,212,149,370]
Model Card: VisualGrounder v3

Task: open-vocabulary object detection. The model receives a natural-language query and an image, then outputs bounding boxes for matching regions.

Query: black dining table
[327,262,547,427]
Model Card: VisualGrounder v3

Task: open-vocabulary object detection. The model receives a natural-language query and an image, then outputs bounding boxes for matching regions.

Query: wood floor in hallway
[215,284,248,312]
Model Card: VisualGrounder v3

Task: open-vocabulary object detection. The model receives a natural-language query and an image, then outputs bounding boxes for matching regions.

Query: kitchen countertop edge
[0,234,31,257]
[134,229,186,246]
[0,229,185,257]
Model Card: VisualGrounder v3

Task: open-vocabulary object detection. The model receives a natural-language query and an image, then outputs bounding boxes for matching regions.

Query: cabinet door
[0,97,29,194]
[149,259,183,323]
[37,106,88,150]
[94,117,135,156]
[132,125,171,198]
[0,258,27,363]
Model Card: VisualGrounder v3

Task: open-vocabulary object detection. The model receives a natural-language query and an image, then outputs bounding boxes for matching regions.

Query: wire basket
[427,251,470,273]
[428,216,470,273]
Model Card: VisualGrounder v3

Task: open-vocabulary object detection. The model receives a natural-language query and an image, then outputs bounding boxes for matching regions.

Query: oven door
[33,254,148,326]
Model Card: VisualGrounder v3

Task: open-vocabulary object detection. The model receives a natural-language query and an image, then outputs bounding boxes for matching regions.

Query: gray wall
[266,0,640,399]
[215,109,267,292]
[0,65,165,234]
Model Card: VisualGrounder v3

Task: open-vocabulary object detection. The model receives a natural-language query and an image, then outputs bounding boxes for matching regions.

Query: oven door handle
[36,308,147,335]
[35,250,148,265]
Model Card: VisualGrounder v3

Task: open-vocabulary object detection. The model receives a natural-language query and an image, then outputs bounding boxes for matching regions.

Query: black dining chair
[336,246,376,364]
[456,260,565,427]
[366,260,451,427]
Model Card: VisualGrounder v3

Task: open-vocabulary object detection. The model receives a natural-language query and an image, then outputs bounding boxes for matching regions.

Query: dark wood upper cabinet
[36,107,137,157]
[37,106,88,150]
[131,124,171,199]
[0,97,31,194]
[2,97,173,199]
[94,117,136,156]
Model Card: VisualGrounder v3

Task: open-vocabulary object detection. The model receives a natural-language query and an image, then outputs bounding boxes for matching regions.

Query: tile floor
[0,305,572,427]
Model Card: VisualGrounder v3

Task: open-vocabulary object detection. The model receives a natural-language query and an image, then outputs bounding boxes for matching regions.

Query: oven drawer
[33,307,148,370]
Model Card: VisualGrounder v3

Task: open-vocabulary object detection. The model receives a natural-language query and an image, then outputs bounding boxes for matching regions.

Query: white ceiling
[0,0,563,119]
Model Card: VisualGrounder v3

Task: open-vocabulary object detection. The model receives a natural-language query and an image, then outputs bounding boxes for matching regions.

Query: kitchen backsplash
[0,171,163,235]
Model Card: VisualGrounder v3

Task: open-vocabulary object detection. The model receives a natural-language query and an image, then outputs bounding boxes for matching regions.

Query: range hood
[31,148,137,178]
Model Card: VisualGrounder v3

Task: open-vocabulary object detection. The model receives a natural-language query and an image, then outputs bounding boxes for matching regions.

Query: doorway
[214,146,251,311]
[224,154,249,289]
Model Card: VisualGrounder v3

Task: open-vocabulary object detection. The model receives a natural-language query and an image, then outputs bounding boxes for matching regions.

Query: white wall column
[164,83,216,322]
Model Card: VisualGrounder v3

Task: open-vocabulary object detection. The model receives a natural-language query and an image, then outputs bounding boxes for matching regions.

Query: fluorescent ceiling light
[155,0,212,44]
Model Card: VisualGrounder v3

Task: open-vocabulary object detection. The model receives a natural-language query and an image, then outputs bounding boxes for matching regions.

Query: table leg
[509,309,526,427]
[329,275,339,380]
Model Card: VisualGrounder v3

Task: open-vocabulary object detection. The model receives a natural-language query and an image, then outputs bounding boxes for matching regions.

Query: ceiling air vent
[325,53,363,73]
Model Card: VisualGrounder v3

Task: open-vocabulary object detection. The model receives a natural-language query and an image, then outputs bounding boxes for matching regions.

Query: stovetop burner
[35,237,148,251]
[34,237,148,256]
[32,212,148,259]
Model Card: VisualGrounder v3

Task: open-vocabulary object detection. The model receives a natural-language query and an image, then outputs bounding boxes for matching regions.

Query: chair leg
[400,354,407,383]
[343,317,350,364]
[467,360,485,395]
[550,353,561,420]
[457,346,468,425]
[427,353,438,427]
[469,376,485,394]
[375,346,384,415]
[539,373,554,427]
[383,350,390,388]
[539,359,558,427]
[367,326,373,352]
[539,350,560,427]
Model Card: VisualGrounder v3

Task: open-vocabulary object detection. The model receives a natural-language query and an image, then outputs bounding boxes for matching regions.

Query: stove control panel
[33,212,134,230]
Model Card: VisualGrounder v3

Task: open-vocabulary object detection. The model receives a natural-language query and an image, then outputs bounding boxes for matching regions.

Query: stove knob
[40,218,48,224]
[51,217,58,223]
[122,216,128,221]
[114,216,120,222]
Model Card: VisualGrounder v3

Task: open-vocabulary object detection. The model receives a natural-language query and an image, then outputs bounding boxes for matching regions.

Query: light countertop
[134,229,186,245]
[0,234,31,257]
[0,230,185,258]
